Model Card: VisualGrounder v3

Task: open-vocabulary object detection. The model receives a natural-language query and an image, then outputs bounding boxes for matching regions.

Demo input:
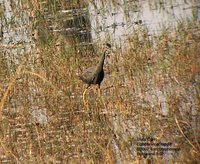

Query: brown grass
[0,0,200,163]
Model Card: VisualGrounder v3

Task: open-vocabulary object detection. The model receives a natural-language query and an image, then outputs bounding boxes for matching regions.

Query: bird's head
[104,43,111,50]
[102,43,113,55]
[104,43,112,49]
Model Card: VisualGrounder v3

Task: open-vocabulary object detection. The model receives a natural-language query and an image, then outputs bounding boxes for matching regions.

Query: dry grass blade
[0,60,25,117]
[174,115,200,155]
[0,140,19,162]
[91,137,114,163]
[23,70,57,90]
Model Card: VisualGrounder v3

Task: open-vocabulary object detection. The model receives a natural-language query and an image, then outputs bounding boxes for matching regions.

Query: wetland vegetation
[0,0,200,163]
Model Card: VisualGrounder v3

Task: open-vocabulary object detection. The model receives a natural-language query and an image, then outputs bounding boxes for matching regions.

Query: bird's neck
[97,50,107,70]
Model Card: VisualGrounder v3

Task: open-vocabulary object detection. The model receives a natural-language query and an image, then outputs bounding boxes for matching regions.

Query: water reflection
[1,0,199,46]
[89,0,200,43]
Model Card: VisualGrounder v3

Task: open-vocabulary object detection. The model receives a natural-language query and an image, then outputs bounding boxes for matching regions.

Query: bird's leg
[83,85,89,106]
[98,85,106,107]
[83,89,87,103]
[97,85,101,97]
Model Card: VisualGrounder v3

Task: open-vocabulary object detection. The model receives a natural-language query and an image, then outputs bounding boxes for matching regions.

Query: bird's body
[79,43,111,104]
[79,48,108,87]
[79,66,104,86]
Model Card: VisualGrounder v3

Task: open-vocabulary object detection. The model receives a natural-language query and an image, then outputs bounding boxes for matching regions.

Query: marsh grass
[0,22,199,163]
[0,0,200,163]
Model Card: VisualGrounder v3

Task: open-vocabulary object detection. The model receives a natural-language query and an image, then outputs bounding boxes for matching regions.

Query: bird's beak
[108,47,115,54]
[110,48,115,54]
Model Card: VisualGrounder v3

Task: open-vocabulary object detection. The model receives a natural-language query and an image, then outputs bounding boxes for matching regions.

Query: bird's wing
[80,66,96,82]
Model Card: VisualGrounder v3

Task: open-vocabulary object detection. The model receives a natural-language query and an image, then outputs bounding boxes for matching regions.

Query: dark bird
[79,43,111,102]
